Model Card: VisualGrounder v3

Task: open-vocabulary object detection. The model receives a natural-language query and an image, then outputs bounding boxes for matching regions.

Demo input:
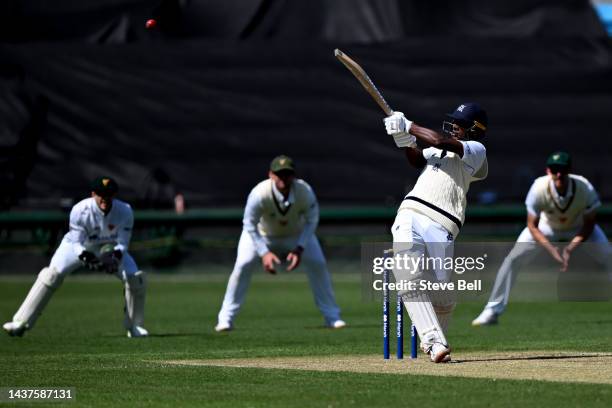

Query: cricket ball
[145,19,157,30]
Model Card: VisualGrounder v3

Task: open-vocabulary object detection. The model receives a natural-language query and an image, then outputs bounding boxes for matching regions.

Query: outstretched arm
[526,213,564,267]
[66,206,88,256]
[570,210,597,247]
[409,123,464,157]
[561,210,597,272]
[384,112,464,165]
[243,189,281,274]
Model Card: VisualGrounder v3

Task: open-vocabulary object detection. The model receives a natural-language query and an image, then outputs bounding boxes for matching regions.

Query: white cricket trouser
[484,223,612,315]
[10,240,142,330]
[217,230,341,326]
[392,210,455,346]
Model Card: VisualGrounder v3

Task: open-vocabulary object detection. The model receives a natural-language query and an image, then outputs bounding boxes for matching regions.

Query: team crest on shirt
[279,220,288,226]
[108,224,115,231]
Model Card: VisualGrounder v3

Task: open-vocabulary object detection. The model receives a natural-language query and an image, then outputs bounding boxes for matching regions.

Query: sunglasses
[273,170,295,178]
[548,165,569,174]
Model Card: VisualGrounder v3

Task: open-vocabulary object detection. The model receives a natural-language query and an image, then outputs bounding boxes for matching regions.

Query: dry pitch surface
[165,351,612,385]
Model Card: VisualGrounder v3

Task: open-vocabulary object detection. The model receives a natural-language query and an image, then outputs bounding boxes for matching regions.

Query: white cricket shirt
[525,174,601,231]
[63,197,134,256]
[243,178,319,256]
[399,140,487,236]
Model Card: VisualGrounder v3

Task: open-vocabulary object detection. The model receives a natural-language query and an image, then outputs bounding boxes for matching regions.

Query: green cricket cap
[270,155,295,173]
[546,152,571,168]
[91,176,119,196]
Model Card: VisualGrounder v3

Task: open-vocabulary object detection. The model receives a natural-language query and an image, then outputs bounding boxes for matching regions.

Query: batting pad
[124,270,146,329]
[402,289,448,347]
[13,267,63,328]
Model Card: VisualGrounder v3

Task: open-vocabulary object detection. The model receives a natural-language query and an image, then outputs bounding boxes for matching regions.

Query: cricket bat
[334,49,394,116]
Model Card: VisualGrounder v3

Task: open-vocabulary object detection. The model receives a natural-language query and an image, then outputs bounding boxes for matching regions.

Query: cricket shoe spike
[214,322,233,332]
[430,342,451,363]
[472,308,498,326]
[127,326,149,338]
[3,321,27,337]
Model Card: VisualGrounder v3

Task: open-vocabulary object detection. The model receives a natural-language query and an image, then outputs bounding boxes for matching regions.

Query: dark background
[1,0,611,210]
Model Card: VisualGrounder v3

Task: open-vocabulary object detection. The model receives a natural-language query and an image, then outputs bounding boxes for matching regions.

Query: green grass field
[1,268,612,407]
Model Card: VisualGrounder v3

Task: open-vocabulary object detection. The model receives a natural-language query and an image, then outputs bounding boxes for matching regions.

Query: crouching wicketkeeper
[3,176,148,338]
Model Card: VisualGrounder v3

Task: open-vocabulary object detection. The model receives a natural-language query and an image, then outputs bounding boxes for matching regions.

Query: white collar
[271,181,294,210]
[91,197,112,217]
[548,177,573,206]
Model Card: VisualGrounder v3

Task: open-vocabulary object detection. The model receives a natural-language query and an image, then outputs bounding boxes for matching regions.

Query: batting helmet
[444,103,488,140]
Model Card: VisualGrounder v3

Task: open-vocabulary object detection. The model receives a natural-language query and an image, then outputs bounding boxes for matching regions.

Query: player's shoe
[126,326,149,338]
[422,342,451,362]
[429,342,451,363]
[471,309,498,326]
[329,319,347,329]
[3,321,27,337]
[214,322,233,332]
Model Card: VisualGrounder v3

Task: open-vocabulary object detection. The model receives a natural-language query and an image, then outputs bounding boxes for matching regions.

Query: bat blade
[334,49,393,116]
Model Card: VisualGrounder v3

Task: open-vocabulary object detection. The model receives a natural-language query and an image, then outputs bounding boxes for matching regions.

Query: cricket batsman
[472,152,612,326]
[384,103,488,362]
[214,155,345,331]
[3,177,148,338]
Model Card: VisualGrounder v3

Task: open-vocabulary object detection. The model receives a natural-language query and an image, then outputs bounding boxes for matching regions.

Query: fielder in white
[472,152,612,326]
[3,177,148,338]
[384,103,488,362]
[215,155,345,331]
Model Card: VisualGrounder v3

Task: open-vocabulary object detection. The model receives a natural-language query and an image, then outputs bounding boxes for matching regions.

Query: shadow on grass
[454,353,612,364]
[147,333,210,338]
[101,332,208,338]
[303,324,379,330]
[574,320,612,325]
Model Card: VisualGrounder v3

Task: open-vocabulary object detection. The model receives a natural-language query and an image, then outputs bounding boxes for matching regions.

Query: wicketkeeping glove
[99,248,123,274]
[78,250,102,270]
[383,111,416,148]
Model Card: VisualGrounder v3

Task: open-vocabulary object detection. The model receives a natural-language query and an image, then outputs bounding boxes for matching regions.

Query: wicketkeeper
[3,177,148,338]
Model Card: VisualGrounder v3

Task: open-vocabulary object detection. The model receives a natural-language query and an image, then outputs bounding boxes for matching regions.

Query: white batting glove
[383,112,416,148]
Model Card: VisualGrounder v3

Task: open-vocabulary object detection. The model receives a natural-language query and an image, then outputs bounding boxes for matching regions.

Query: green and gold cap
[546,152,571,168]
[270,155,295,173]
[91,176,119,196]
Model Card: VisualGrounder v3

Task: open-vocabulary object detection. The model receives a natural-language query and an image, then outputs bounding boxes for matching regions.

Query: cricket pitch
[163,351,612,385]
